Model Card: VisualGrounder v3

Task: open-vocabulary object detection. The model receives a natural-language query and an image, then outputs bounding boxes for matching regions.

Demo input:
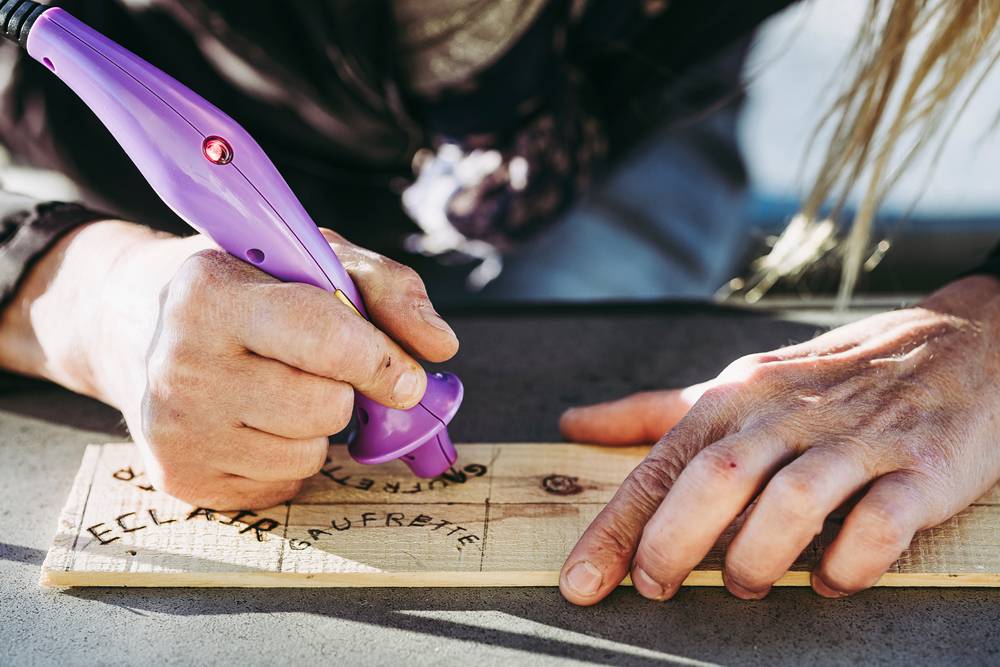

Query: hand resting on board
[559,275,1000,603]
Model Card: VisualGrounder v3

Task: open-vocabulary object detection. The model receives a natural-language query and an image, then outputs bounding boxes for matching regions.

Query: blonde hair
[730,0,1000,304]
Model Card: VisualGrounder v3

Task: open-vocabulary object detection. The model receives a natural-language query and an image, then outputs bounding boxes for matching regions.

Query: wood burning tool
[3,1,463,477]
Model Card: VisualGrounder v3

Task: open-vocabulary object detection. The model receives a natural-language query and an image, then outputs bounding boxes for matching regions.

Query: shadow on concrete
[0,542,46,565]
[0,378,127,436]
[58,584,1000,666]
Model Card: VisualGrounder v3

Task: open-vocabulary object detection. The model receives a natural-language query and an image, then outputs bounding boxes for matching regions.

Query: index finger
[560,384,710,445]
[559,388,738,605]
[236,280,427,409]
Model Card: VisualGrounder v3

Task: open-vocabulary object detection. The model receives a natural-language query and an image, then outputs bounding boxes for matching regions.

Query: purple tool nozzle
[351,372,463,477]
[25,7,463,478]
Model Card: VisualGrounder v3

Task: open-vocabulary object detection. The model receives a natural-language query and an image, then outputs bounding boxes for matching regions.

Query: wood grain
[40,443,1000,588]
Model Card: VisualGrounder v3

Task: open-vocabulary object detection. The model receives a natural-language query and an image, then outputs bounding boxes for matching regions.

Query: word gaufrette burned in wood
[41,443,1000,588]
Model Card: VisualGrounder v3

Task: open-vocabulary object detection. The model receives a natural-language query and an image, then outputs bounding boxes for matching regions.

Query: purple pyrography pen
[3,1,463,478]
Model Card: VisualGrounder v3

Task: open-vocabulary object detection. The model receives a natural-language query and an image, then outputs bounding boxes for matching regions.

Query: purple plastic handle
[25,8,366,313]
[26,8,463,478]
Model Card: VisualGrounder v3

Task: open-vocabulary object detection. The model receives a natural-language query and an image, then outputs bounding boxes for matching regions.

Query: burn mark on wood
[542,474,582,495]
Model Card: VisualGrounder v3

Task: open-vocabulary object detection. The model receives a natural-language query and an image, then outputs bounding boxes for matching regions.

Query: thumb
[559,383,710,445]
[320,228,459,363]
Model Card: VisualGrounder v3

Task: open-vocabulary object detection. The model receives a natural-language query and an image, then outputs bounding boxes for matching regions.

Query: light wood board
[40,442,1000,588]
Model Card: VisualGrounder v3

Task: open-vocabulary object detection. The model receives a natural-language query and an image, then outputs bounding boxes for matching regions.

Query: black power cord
[0,0,46,47]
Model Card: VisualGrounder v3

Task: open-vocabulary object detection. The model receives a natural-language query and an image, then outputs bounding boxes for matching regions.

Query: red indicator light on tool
[202,136,233,165]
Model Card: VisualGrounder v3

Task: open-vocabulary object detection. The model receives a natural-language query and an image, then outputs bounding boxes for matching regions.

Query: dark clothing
[0,0,796,306]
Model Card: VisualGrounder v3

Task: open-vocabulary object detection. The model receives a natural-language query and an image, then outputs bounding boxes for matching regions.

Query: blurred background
[1,0,998,307]
[741,0,1000,301]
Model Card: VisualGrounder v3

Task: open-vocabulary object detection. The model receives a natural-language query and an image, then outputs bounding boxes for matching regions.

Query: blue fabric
[437,106,750,303]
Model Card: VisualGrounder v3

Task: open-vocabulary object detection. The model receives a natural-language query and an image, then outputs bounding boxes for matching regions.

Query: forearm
[0,220,178,401]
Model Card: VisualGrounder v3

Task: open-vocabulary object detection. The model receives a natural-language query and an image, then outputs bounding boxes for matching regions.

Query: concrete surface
[2,304,999,666]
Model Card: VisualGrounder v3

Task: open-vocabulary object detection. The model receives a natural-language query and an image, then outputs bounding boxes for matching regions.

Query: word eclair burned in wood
[86,507,282,545]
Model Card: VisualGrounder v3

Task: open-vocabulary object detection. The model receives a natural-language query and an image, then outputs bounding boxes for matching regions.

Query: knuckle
[369,259,427,311]
[299,373,351,411]
[720,354,764,378]
[245,480,303,509]
[290,439,329,478]
[687,446,744,485]
[698,383,741,405]
[165,250,235,324]
[148,464,197,503]
[765,473,825,525]
[587,507,640,562]
[305,308,363,376]
[394,262,423,289]
[172,250,229,297]
[321,304,354,345]
[145,340,206,406]
[622,459,672,514]
[599,523,635,561]
[719,353,782,388]
[743,361,780,387]
[692,384,745,423]
[139,391,183,446]
[146,340,186,383]
[852,502,913,552]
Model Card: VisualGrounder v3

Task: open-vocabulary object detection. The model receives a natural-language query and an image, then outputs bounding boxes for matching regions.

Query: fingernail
[726,578,769,601]
[565,560,603,596]
[420,303,457,339]
[812,574,849,599]
[392,369,424,404]
[632,567,668,600]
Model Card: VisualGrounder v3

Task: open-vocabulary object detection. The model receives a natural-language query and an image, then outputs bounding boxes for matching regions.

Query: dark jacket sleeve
[964,244,1000,280]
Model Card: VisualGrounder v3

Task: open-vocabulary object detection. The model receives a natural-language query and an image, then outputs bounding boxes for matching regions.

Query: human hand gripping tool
[3,1,463,477]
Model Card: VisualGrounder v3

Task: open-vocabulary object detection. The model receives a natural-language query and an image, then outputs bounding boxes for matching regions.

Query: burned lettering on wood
[115,512,146,533]
[86,523,120,545]
[290,509,482,551]
[220,510,256,526]
[187,507,216,521]
[148,509,176,525]
[239,518,279,542]
[319,462,489,494]
[112,466,156,492]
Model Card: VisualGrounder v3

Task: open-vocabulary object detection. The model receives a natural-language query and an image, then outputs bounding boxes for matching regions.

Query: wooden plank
[40,442,1000,588]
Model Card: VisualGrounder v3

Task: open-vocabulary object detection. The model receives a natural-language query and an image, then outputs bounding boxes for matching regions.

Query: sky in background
[740,0,1000,215]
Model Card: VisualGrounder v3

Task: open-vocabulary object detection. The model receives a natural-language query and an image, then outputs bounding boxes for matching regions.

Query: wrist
[0,220,182,403]
[86,225,210,409]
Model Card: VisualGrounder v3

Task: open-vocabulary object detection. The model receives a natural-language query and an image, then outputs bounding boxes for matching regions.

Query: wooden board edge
[39,568,1000,589]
